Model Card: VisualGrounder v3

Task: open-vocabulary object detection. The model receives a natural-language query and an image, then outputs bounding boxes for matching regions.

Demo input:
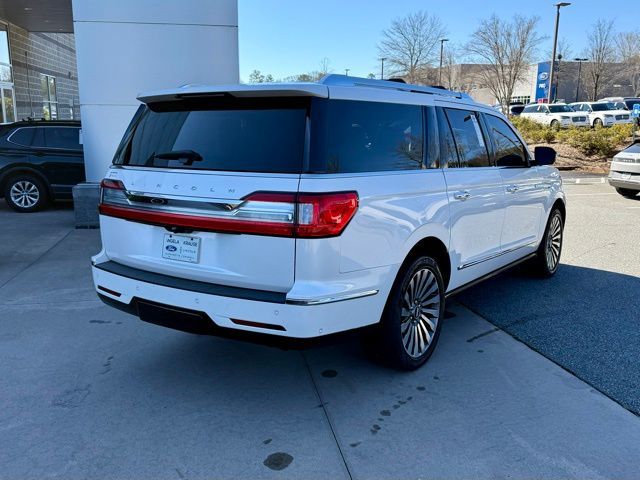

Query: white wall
[71,0,239,182]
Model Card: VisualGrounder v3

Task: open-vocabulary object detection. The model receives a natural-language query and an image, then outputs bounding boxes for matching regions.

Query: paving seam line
[456,300,640,418]
[300,351,354,480]
[0,229,74,292]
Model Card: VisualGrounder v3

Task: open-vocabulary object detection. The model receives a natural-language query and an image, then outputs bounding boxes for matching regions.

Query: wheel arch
[552,197,566,222]
[0,166,52,199]
[402,236,451,291]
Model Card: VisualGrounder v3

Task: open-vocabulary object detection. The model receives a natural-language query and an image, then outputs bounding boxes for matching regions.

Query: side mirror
[534,146,556,165]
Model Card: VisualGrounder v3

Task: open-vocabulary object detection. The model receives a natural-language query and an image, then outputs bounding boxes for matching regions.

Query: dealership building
[0,15,78,123]
[0,0,239,223]
[458,60,637,106]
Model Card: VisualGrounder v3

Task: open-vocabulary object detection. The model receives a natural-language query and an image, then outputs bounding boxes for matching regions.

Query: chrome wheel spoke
[546,214,562,270]
[400,267,441,359]
[10,180,39,208]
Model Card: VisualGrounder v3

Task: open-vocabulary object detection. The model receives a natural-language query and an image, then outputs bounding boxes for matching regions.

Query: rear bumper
[608,177,640,190]
[92,261,389,339]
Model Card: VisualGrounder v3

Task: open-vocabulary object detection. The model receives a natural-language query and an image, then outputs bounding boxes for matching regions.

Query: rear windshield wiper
[146,150,203,166]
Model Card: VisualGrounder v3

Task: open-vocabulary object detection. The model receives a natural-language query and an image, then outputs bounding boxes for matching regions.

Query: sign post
[632,104,640,143]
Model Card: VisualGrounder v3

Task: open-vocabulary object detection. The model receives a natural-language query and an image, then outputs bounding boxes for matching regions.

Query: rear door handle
[454,190,471,201]
[506,185,520,193]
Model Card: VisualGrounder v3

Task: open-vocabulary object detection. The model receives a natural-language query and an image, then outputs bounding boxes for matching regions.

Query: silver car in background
[609,141,640,198]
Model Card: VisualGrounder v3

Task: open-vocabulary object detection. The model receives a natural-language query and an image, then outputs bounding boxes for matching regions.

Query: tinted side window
[45,127,81,150]
[311,100,423,173]
[522,105,537,113]
[436,107,458,167]
[484,115,528,167]
[8,127,35,147]
[444,108,490,168]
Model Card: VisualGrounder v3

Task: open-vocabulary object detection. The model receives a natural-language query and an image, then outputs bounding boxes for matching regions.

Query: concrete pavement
[459,182,640,414]
[1,193,639,479]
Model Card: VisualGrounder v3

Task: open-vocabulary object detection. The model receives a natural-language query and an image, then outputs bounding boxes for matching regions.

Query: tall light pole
[438,38,449,86]
[574,57,588,102]
[380,57,387,80]
[547,2,571,103]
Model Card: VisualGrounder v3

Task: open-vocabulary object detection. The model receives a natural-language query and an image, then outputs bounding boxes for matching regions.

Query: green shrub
[510,116,556,144]
[557,124,634,157]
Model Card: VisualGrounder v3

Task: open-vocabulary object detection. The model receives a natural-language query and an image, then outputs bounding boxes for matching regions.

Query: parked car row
[519,101,636,128]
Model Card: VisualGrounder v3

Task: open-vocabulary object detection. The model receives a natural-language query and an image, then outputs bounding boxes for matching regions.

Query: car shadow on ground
[123,261,640,415]
[457,262,640,414]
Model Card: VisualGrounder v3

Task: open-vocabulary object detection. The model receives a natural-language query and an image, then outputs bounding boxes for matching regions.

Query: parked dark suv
[0,120,84,212]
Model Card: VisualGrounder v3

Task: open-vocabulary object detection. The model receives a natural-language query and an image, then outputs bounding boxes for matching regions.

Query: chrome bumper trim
[286,289,379,306]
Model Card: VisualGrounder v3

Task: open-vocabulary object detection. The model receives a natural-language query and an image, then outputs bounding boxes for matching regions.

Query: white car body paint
[92,76,565,339]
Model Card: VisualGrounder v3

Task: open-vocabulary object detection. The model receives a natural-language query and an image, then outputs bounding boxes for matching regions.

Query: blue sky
[238,0,637,81]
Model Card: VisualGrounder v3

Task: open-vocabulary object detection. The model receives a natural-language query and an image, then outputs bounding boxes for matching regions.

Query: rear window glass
[310,99,424,173]
[119,106,307,173]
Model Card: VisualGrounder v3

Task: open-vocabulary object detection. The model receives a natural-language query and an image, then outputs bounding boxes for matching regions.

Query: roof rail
[319,74,470,100]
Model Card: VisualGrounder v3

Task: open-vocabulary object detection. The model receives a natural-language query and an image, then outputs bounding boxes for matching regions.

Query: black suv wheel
[3,175,49,212]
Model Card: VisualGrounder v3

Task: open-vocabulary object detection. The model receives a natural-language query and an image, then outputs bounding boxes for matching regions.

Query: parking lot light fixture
[574,57,588,102]
[438,38,449,87]
[548,2,571,103]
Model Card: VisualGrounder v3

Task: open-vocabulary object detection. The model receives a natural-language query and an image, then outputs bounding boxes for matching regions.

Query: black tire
[3,175,49,213]
[593,118,603,128]
[550,119,560,130]
[364,256,445,370]
[532,208,564,277]
[616,187,638,198]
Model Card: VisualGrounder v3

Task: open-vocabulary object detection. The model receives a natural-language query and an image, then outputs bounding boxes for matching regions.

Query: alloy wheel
[545,213,562,271]
[10,180,40,209]
[400,268,441,359]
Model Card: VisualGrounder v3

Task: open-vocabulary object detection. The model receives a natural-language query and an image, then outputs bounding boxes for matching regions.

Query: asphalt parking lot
[1,179,639,479]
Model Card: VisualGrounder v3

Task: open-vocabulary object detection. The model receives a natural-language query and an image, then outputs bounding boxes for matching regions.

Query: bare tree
[377,11,446,84]
[248,70,274,83]
[546,37,573,61]
[582,19,616,100]
[616,31,640,95]
[441,43,459,90]
[318,57,332,77]
[465,15,542,110]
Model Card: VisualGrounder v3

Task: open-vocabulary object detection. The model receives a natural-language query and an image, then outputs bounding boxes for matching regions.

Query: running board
[445,253,537,299]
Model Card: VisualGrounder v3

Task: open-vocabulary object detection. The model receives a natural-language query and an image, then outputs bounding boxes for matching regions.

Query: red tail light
[295,192,359,238]
[98,180,358,238]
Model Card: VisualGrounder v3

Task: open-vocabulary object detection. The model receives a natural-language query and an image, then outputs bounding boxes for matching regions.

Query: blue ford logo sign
[165,245,177,252]
[538,72,549,81]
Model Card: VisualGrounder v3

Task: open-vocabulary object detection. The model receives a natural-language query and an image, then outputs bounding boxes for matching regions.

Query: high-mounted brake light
[98,180,358,238]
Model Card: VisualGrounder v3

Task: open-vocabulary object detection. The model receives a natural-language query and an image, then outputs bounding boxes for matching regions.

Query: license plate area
[162,233,201,263]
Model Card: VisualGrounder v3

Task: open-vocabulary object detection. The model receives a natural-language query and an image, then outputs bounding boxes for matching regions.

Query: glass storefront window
[2,88,15,123]
[41,74,58,120]
[0,26,11,83]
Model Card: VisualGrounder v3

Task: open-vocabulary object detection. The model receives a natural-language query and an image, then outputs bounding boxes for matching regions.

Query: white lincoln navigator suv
[92,75,566,370]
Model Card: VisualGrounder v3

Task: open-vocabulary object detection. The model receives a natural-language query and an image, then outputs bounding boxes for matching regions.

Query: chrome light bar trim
[286,289,379,306]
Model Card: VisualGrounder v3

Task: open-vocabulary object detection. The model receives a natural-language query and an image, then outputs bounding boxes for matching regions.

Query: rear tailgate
[100,167,299,292]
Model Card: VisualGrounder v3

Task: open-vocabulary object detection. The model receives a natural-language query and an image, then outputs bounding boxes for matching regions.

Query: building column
[71,0,239,226]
